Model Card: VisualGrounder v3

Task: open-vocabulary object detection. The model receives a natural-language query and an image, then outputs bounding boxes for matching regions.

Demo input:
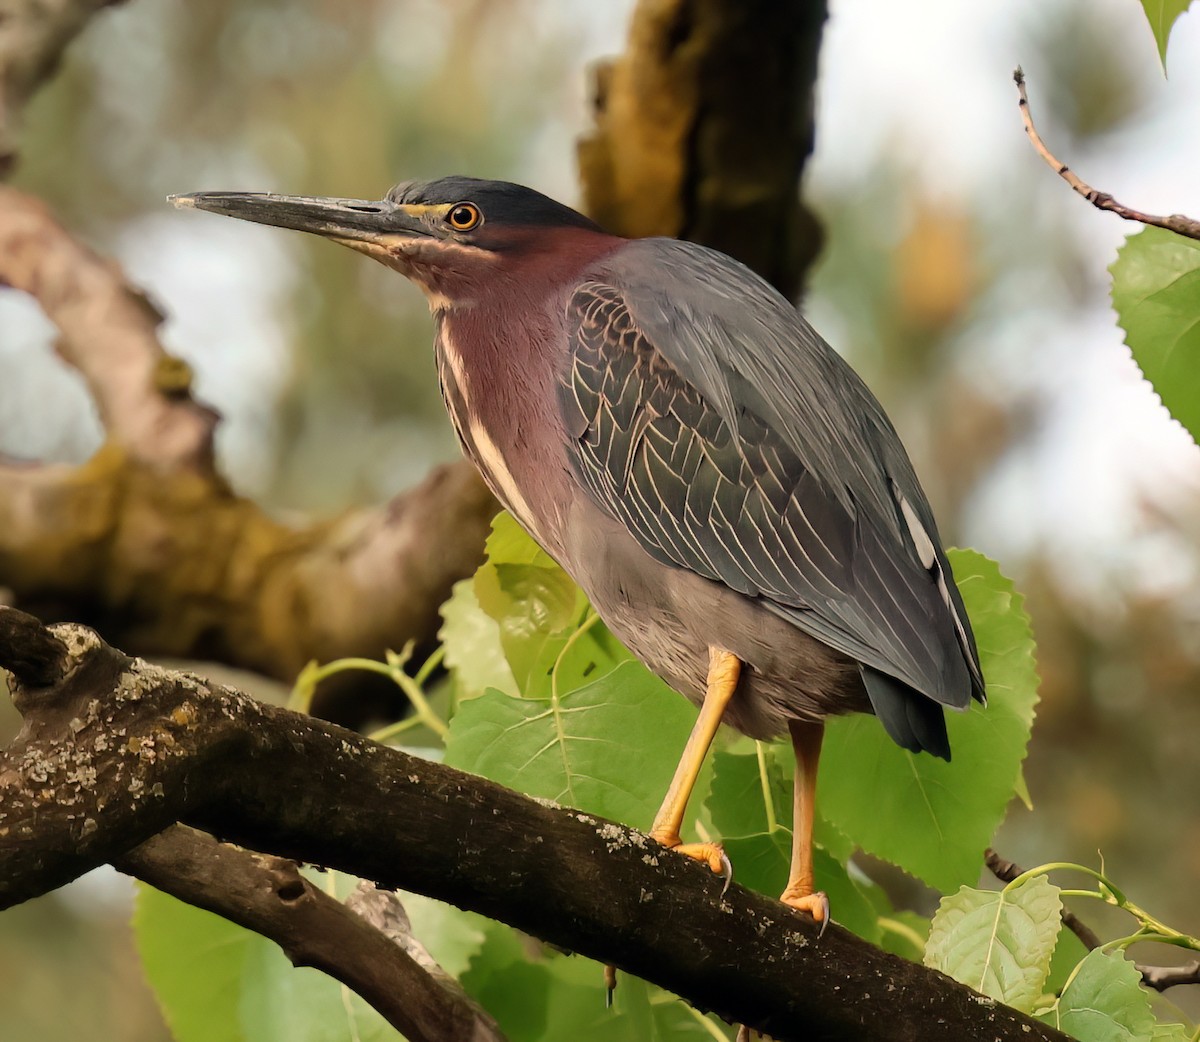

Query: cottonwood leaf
[707,747,791,838]
[818,550,1039,891]
[463,920,731,1040]
[720,833,882,943]
[472,513,628,697]
[1111,227,1200,445]
[134,884,400,1042]
[1045,949,1156,1041]
[706,747,854,862]
[1152,1023,1194,1042]
[1137,0,1194,66]
[444,661,695,825]
[439,578,517,700]
[924,875,1062,1013]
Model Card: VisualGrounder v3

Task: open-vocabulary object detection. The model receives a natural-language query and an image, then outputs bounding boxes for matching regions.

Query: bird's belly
[563,506,866,740]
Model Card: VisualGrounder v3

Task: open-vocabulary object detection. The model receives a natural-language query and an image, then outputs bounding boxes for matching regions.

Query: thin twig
[1140,961,1200,992]
[1013,67,1200,242]
[986,849,1200,991]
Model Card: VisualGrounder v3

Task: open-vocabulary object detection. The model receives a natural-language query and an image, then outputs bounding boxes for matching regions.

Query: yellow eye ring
[447,202,481,231]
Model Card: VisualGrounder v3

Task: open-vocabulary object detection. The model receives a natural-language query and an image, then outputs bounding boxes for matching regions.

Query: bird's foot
[780,886,830,937]
[649,829,733,894]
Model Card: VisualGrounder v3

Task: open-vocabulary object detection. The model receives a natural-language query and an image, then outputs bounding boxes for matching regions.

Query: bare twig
[986,848,1200,992]
[0,606,1071,1042]
[121,827,507,1042]
[1140,961,1200,992]
[1013,68,1200,241]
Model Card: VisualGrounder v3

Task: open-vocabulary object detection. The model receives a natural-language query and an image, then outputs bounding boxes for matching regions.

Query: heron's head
[170,176,613,309]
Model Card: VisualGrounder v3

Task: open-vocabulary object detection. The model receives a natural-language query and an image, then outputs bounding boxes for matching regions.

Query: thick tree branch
[578,0,827,297]
[1014,68,1200,241]
[0,0,124,176]
[0,606,1069,1042]
[0,186,497,694]
[0,185,219,472]
[119,826,507,1042]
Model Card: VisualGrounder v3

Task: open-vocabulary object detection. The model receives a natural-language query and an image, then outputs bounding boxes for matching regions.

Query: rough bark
[578,0,827,297]
[120,827,507,1042]
[0,606,1070,1042]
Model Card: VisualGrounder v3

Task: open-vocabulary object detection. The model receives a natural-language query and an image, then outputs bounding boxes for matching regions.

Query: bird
[171,177,985,928]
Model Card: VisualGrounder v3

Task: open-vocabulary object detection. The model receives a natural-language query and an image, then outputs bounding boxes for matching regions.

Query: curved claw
[670,841,729,881]
[780,888,830,938]
[718,848,733,896]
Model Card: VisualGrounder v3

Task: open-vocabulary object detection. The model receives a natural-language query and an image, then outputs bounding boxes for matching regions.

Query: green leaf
[477,559,582,690]
[400,892,490,979]
[1137,0,1193,67]
[439,578,518,700]
[1112,226,1200,445]
[471,512,630,697]
[924,875,1062,1014]
[134,884,401,1042]
[721,833,882,943]
[1045,949,1157,1041]
[444,661,696,825]
[469,941,732,1042]
[1044,922,1090,997]
[818,550,1039,891]
[463,922,732,1041]
[706,747,854,861]
[1151,1023,1194,1042]
[707,747,790,837]
[876,910,930,963]
[460,920,545,1037]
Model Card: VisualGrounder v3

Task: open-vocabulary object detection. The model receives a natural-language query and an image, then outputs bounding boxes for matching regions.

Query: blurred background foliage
[2,0,1199,1037]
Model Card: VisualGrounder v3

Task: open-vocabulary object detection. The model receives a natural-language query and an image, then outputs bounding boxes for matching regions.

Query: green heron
[171,177,985,927]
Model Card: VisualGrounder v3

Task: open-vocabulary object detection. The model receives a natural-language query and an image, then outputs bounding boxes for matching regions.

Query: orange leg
[780,719,829,931]
[648,647,739,880]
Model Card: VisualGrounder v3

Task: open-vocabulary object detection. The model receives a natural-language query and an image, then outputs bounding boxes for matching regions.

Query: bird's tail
[860,665,951,761]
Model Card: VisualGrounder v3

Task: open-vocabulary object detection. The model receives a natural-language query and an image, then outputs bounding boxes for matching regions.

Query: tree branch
[578,0,828,297]
[1013,67,1200,241]
[985,848,1103,950]
[0,186,497,695]
[0,0,124,176]
[986,848,1200,992]
[119,826,507,1042]
[0,606,1070,1042]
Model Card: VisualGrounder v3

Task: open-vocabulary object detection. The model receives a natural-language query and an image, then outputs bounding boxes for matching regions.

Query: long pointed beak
[168,192,428,246]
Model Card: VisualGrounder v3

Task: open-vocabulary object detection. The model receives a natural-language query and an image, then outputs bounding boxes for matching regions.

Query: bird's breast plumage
[433,307,572,557]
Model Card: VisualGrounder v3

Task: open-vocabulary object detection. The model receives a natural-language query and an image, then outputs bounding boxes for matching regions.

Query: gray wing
[558,239,984,747]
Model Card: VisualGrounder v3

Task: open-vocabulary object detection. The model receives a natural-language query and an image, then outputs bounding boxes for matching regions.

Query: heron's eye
[447,203,481,231]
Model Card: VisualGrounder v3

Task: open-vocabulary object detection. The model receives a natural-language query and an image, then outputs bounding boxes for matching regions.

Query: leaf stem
[755,741,780,833]
[290,653,449,739]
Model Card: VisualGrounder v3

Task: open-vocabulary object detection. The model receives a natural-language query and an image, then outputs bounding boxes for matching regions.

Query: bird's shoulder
[557,242,983,707]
